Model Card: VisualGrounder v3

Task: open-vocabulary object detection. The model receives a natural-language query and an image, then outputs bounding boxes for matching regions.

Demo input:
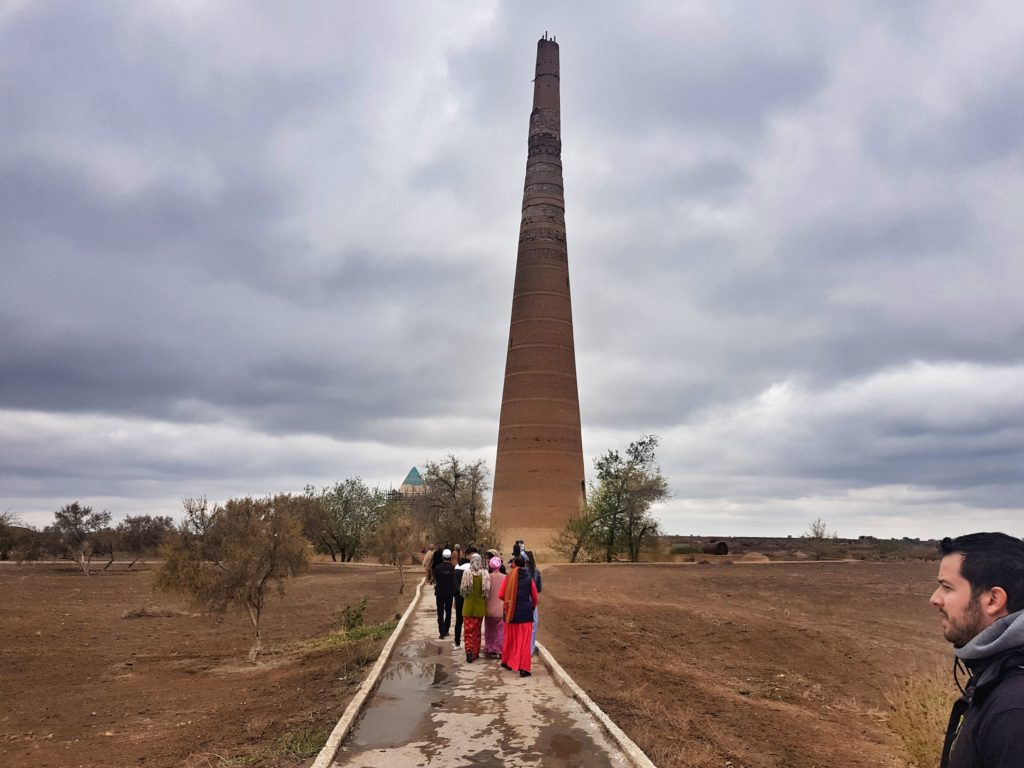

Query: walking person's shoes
[519,670,531,677]
[466,651,473,663]
[501,662,512,671]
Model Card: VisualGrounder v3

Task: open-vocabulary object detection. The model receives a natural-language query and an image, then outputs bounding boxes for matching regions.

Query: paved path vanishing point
[327,587,635,768]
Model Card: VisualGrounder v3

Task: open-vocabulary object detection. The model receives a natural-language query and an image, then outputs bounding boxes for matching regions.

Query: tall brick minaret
[491,35,585,551]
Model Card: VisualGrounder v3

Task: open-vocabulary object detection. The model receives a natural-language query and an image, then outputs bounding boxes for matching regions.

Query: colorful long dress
[484,569,504,656]
[499,566,538,675]
[461,572,486,661]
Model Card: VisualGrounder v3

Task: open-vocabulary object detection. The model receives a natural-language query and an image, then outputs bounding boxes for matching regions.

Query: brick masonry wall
[492,38,585,549]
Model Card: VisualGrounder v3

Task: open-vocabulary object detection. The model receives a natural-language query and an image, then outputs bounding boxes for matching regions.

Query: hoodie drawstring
[954,656,968,697]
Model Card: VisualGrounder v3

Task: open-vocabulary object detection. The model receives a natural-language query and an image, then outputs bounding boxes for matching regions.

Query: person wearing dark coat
[451,544,467,647]
[499,554,538,677]
[929,532,1024,768]
[433,548,457,640]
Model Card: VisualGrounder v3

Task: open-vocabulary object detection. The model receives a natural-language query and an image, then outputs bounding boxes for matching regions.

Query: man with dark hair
[929,532,1024,768]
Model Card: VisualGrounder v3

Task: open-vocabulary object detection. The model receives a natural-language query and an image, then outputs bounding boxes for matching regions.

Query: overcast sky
[3,1,1023,538]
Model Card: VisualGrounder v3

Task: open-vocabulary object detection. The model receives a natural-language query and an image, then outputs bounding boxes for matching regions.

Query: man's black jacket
[432,561,457,599]
[941,610,1024,768]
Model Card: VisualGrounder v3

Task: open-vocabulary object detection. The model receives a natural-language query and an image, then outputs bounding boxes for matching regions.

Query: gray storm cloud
[2,0,1022,537]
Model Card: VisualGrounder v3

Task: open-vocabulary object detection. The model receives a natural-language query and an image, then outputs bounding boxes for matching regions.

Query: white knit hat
[442,548,452,559]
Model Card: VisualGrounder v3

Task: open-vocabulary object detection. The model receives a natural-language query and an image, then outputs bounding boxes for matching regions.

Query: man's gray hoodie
[941,609,1024,768]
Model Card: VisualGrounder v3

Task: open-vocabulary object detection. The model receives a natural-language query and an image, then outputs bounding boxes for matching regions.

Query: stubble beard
[943,594,984,648]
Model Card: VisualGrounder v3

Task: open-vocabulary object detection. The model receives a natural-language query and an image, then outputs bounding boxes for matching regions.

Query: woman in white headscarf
[459,552,490,662]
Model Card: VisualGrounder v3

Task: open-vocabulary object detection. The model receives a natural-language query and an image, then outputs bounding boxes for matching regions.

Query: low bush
[886,664,953,767]
[336,597,368,631]
[670,545,702,555]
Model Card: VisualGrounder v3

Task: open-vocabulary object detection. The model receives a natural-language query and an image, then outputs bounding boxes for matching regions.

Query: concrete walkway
[328,589,634,767]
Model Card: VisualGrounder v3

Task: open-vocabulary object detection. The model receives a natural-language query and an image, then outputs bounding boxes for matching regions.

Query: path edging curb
[537,642,658,768]
[310,576,424,768]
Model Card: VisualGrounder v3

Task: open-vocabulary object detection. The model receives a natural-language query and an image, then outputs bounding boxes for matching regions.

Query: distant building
[399,466,425,496]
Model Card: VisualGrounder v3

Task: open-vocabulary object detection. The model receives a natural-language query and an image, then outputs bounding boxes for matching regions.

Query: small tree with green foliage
[303,478,378,562]
[44,502,113,575]
[157,495,309,662]
[553,436,669,562]
[550,508,603,563]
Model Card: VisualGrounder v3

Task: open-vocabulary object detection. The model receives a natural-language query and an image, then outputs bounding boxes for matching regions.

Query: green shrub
[670,545,702,555]
[337,597,368,631]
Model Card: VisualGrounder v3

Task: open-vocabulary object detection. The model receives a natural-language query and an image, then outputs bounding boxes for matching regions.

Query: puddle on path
[348,661,450,748]
[547,731,584,759]
[395,639,443,660]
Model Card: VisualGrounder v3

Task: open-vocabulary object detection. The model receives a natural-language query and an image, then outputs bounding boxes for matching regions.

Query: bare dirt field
[0,562,411,768]
[542,560,950,768]
[3,559,951,768]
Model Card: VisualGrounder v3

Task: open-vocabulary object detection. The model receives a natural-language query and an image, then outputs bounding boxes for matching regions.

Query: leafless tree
[804,517,839,560]
[157,495,309,662]
[421,456,496,548]
[116,514,175,570]
[0,510,21,560]
[365,499,417,594]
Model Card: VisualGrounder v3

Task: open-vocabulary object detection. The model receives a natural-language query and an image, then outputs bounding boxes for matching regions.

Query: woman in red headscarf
[498,554,539,677]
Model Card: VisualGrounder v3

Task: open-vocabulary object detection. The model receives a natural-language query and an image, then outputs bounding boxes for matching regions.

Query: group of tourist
[425,539,542,677]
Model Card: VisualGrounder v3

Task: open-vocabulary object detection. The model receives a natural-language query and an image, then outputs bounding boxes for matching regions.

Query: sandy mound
[739,552,770,563]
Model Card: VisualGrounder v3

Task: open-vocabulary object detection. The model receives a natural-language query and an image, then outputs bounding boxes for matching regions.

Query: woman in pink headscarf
[483,556,505,657]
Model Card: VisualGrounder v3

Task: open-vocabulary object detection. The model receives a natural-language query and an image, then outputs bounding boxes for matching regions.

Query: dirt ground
[0,561,411,768]
[541,560,951,768]
[3,559,953,768]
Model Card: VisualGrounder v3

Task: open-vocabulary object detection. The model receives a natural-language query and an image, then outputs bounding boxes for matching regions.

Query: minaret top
[533,35,560,111]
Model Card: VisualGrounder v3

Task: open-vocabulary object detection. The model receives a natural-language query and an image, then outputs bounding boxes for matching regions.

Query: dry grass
[886,663,954,768]
[187,724,333,767]
[121,605,196,618]
[617,683,720,767]
[265,621,396,657]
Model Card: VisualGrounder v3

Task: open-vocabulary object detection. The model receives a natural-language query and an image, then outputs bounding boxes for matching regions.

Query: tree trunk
[246,603,262,662]
[571,533,585,563]
[320,536,337,562]
[397,563,405,595]
[75,550,92,576]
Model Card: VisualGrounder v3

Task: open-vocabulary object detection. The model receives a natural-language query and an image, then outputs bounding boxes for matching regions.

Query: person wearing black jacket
[451,544,471,648]
[929,532,1024,768]
[433,548,456,640]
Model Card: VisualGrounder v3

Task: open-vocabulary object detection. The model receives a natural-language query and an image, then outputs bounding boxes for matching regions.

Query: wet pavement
[330,592,631,767]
